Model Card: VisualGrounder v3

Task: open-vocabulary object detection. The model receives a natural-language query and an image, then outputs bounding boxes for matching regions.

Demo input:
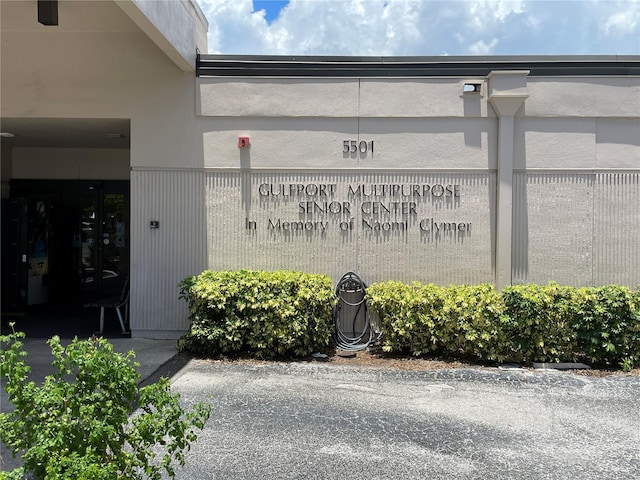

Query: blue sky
[252,0,290,23]
[198,0,640,56]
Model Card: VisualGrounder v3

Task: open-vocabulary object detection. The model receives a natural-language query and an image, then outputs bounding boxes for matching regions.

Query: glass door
[7,180,129,309]
[2,179,129,340]
[78,194,98,302]
[79,187,128,303]
[99,192,128,299]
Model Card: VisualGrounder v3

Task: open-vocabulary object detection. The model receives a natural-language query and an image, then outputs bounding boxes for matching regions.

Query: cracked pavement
[166,361,640,479]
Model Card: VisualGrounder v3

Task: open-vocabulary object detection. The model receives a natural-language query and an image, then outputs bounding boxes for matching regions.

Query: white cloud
[197,0,640,55]
[602,0,639,36]
[468,37,500,55]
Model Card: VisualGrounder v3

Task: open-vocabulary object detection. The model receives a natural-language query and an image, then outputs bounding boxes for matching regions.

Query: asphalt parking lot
[165,360,640,480]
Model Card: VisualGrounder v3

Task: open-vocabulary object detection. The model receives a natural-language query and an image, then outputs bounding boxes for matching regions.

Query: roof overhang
[197,55,640,78]
[117,0,208,72]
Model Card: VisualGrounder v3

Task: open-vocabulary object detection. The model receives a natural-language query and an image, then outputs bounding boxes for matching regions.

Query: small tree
[0,328,210,480]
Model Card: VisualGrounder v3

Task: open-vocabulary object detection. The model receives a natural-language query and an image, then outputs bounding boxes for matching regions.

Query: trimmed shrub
[366,282,508,361]
[440,284,509,362]
[366,281,445,355]
[501,283,581,363]
[367,280,640,370]
[178,270,335,358]
[573,285,640,370]
[180,271,640,370]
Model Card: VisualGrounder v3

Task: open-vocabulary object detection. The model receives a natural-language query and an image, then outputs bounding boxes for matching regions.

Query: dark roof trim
[197,55,640,78]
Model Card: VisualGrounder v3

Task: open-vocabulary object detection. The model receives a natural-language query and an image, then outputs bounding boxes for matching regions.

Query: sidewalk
[1,337,179,386]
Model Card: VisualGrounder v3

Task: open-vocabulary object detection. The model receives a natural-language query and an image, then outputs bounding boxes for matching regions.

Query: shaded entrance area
[1,118,131,338]
[2,180,130,338]
[1,307,129,340]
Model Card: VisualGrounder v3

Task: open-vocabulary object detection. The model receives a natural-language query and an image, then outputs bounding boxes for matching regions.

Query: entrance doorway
[2,180,129,317]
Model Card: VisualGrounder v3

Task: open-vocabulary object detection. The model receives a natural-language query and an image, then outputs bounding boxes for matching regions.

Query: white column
[488,71,529,290]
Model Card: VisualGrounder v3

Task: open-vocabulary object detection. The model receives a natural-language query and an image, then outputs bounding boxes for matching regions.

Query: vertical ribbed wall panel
[130,168,640,337]
[131,169,639,337]
[512,173,529,284]
[131,170,207,336]
[512,173,594,286]
[205,171,495,285]
[593,173,640,286]
[354,172,495,285]
[513,172,639,287]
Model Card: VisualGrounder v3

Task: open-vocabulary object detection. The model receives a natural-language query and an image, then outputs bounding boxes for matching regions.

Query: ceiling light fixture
[0,132,16,138]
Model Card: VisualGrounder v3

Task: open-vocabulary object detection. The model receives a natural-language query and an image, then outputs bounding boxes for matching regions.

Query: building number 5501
[343,140,374,155]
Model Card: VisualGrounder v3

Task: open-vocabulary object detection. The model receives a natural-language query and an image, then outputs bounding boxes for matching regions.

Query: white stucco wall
[525,77,640,118]
[2,1,638,339]
[512,173,640,287]
[198,77,496,170]
[1,0,207,170]
[1,0,208,337]
[509,76,640,287]
[195,69,640,297]
[116,0,208,71]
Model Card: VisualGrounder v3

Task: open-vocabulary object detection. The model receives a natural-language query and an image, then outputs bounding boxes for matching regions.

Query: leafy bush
[501,283,580,363]
[366,280,640,370]
[366,281,445,355]
[179,270,639,370]
[0,330,210,480]
[366,283,508,361]
[440,284,509,362]
[573,285,640,370]
[178,270,335,358]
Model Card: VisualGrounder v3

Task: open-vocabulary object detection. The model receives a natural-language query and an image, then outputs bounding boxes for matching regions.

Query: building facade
[2,1,639,338]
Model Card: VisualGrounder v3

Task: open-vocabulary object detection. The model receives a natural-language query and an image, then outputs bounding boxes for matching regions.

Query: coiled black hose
[332,272,381,352]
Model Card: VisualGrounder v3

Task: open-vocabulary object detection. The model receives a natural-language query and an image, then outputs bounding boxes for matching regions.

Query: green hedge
[178,270,640,370]
[573,285,640,371]
[366,282,640,370]
[366,282,509,362]
[178,270,335,358]
[501,283,581,363]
